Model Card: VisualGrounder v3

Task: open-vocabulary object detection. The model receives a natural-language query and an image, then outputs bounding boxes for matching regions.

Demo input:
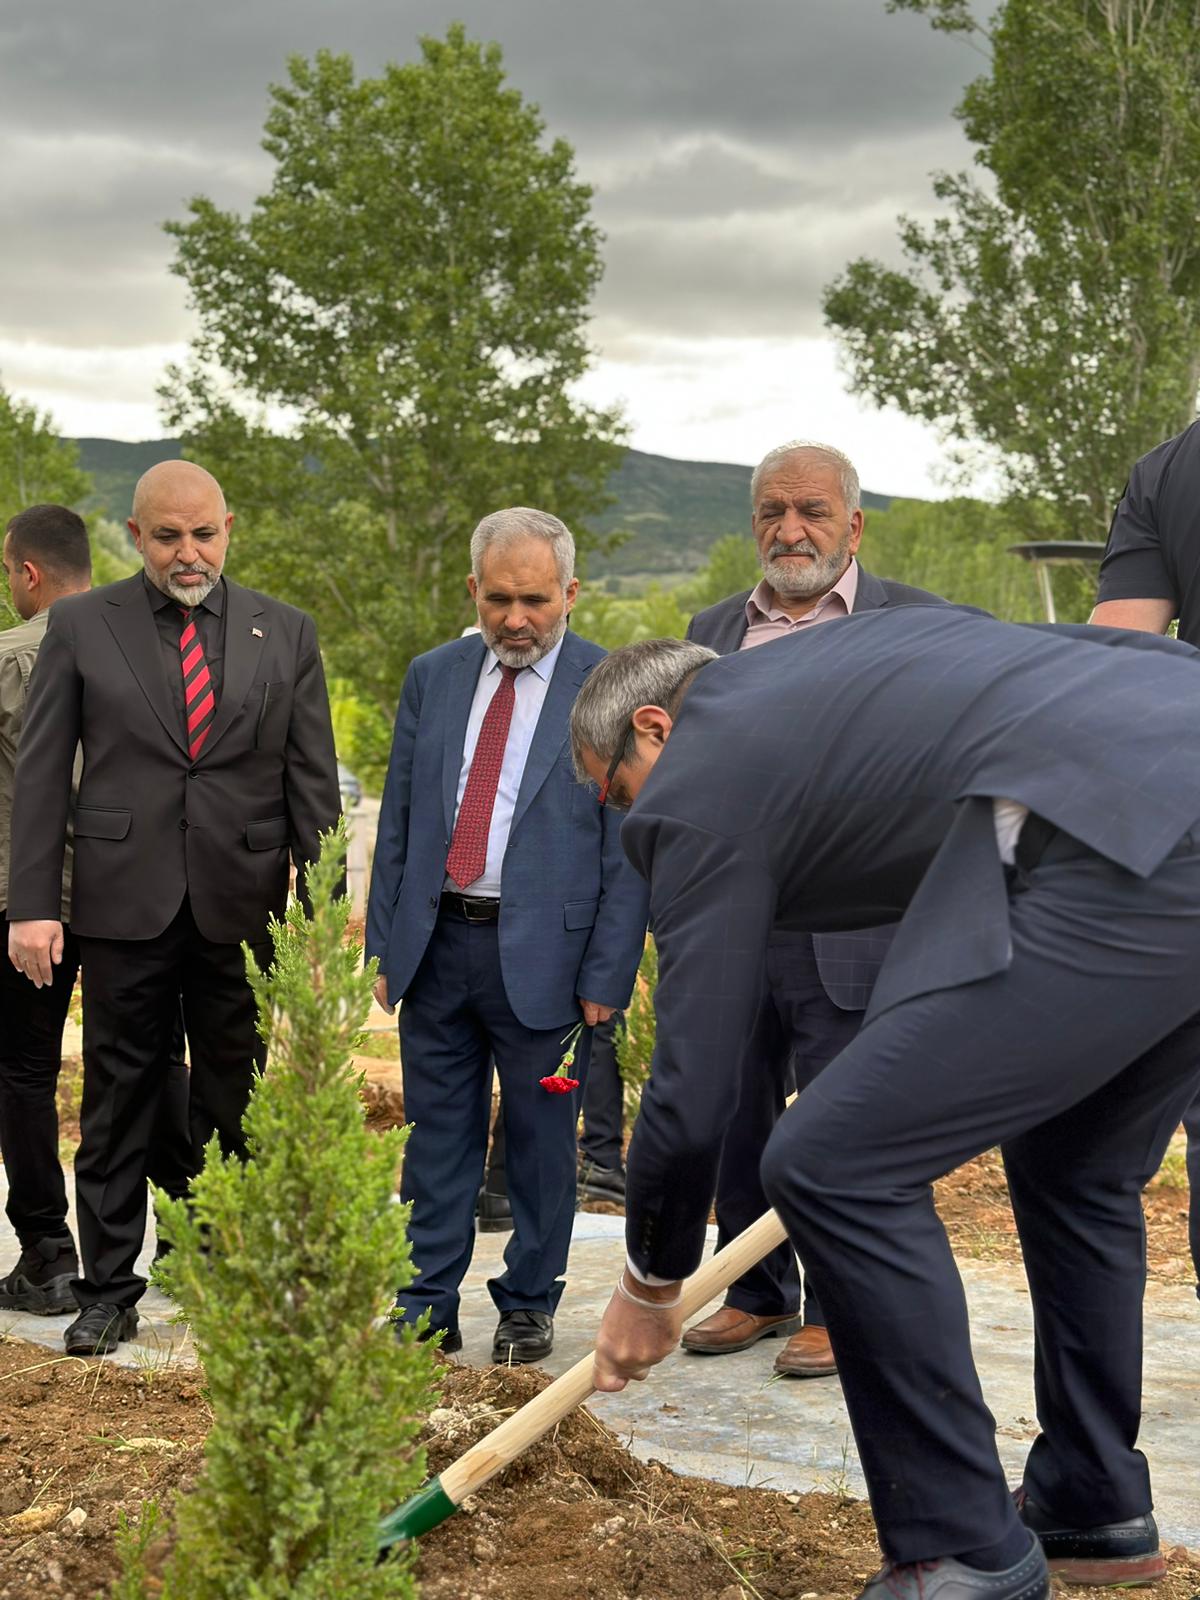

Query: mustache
[169,563,213,576]
[766,541,818,561]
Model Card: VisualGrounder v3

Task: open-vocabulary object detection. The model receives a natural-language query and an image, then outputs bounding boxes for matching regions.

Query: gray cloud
[0,0,979,368]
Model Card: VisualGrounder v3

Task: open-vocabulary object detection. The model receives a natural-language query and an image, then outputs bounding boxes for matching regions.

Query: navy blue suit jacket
[620,608,1200,1280]
[685,565,949,1008]
[366,628,649,1031]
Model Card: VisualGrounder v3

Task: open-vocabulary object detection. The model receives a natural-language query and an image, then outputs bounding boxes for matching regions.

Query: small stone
[61,1507,87,1532]
[716,1495,738,1507]
[45,1561,63,1584]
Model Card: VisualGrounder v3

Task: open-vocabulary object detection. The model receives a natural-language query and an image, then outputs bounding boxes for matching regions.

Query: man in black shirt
[1094,417,1200,1303]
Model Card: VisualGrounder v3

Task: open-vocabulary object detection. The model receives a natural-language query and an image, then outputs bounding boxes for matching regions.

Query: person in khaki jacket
[0,504,191,1321]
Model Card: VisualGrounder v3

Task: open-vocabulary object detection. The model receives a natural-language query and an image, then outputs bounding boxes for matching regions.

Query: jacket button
[188,768,199,779]
[179,818,189,830]
[428,896,438,908]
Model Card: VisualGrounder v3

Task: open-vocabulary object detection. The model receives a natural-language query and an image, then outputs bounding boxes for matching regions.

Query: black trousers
[716,931,861,1325]
[761,827,1200,1563]
[1184,1090,1200,1298]
[74,896,269,1308]
[579,1010,625,1170]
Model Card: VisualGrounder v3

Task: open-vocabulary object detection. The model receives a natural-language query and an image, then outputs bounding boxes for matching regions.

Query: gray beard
[481,612,568,668]
[148,565,221,607]
[759,540,850,600]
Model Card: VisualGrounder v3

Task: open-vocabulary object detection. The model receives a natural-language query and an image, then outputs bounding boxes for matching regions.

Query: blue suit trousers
[396,911,591,1329]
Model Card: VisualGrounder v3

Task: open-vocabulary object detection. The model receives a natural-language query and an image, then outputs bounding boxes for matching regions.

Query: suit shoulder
[406,635,481,678]
[563,630,606,665]
[688,592,751,637]
[228,579,316,631]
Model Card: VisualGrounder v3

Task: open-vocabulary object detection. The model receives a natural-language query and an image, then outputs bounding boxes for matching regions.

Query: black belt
[1014,812,1058,874]
[439,892,501,924]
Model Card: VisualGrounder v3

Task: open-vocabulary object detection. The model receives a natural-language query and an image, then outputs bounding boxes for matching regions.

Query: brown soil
[2,1342,1196,1600]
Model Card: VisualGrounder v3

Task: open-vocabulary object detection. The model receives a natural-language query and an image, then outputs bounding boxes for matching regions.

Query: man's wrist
[619,1265,682,1306]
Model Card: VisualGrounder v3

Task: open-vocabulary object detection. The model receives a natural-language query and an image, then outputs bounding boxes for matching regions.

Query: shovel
[377,1206,790,1549]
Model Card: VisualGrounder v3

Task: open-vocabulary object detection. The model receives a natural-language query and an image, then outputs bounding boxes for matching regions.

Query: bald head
[128,459,233,607]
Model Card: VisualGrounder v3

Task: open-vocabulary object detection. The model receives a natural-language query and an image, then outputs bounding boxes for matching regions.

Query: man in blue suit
[683,440,947,1378]
[572,616,1200,1600]
[366,508,648,1364]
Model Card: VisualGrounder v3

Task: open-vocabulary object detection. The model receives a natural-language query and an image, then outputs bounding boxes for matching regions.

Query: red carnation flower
[541,1020,585,1093]
[539,1074,579,1094]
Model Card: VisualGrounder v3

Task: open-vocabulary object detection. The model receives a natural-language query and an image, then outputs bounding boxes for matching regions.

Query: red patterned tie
[445,663,522,890]
[179,607,216,759]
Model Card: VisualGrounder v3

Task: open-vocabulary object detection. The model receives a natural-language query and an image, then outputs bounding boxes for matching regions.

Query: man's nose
[177,536,199,566]
[504,607,528,632]
[778,509,809,544]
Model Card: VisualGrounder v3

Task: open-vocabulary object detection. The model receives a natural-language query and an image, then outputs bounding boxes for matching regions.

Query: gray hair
[749,440,861,515]
[470,506,576,589]
[570,638,717,781]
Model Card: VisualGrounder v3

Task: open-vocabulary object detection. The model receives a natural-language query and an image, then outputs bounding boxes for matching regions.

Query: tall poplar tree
[823,0,1200,535]
[163,26,625,708]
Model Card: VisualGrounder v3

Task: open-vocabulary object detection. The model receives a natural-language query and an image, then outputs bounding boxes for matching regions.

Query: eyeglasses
[597,725,632,809]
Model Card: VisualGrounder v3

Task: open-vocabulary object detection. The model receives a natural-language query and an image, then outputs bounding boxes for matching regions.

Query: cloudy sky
[0,0,982,495]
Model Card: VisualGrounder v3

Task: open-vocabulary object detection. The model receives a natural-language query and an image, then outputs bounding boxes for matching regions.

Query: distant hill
[68,437,893,580]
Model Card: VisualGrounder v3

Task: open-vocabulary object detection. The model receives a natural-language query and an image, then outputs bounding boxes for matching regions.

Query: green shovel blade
[377,1476,457,1549]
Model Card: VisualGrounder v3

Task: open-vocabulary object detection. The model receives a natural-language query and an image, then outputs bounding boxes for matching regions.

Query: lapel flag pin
[252,626,263,637]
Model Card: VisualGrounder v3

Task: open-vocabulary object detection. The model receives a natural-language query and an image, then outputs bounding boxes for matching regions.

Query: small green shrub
[616,938,658,1127]
[144,827,435,1599]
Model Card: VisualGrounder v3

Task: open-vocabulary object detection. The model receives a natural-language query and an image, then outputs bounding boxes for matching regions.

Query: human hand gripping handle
[8,920,65,989]
[373,974,394,1015]
[593,1269,685,1392]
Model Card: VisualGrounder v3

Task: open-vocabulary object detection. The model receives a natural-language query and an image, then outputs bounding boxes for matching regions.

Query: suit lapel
[442,638,486,837]
[851,565,889,613]
[200,581,266,760]
[102,576,190,755]
[510,634,587,832]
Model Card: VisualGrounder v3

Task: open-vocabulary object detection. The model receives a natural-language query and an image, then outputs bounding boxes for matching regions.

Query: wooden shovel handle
[441,1207,789,1505]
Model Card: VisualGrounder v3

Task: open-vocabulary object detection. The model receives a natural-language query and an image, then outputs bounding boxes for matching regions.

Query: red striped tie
[445,663,521,890]
[179,607,216,759]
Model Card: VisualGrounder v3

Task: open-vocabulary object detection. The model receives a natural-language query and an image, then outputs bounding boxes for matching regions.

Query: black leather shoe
[399,1321,462,1354]
[577,1160,626,1203]
[64,1303,139,1355]
[0,1236,78,1315]
[476,1188,514,1234]
[1016,1490,1166,1585]
[492,1309,553,1365]
[858,1540,1047,1600]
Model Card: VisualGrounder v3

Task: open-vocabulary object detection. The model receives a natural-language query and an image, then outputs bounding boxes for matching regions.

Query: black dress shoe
[492,1309,553,1365]
[1016,1490,1165,1585]
[64,1303,139,1355]
[399,1321,463,1354]
[0,1236,78,1315]
[858,1541,1048,1600]
[577,1160,626,1203]
[476,1188,514,1234]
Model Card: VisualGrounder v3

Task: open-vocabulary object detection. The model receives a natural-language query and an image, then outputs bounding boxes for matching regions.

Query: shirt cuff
[625,1253,679,1288]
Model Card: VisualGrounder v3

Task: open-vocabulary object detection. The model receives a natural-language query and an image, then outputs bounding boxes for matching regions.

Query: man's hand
[373,975,395,1015]
[592,1270,684,1393]
[8,920,64,989]
[580,999,615,1027]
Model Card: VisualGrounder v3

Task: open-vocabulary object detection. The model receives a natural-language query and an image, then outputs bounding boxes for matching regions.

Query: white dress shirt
[443,637,564,898]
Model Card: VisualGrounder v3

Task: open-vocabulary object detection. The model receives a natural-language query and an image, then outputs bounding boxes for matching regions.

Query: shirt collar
[745,558,859,626]
[483,633,564,683]
[143,571,226,618]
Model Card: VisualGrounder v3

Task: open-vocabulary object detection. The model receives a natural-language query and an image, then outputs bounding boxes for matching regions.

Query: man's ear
[631,704,673,746]
[467,573,478,601]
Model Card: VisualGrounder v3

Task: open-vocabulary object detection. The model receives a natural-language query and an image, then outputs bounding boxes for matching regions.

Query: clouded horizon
[0,1,983,494]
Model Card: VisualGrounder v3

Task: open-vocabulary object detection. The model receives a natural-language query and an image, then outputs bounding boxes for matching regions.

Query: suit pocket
[245,815,290,851]
[564,898,599,931]
[73,805,132,841]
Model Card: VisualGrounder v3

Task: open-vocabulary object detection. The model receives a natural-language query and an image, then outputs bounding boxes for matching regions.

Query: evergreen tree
[147,830,434,1598]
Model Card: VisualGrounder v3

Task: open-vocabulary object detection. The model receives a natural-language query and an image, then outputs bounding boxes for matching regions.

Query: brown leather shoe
[773,1324,838,1377]
[680,1304,802,1354]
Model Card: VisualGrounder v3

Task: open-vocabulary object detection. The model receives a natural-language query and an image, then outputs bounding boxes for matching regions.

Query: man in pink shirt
[683,440,955,1377]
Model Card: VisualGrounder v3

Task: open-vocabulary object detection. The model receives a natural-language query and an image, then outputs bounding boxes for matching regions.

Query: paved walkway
[2,1174,1197,1547]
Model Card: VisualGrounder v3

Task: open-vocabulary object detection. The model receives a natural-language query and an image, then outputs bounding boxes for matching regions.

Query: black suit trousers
[715,931,861,1323]
[74,896,270,1307]
[761,829,1200,1563]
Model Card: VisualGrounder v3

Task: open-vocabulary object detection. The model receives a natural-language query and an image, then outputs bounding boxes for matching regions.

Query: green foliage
[113,1501,164,1599]
[329,680,394,795]
[0,383,90,522]
[615,939,657,1128]
[148,829,434,1599]
[825,0,1200,536]
[90,518,140,586]
[162,27,626,711]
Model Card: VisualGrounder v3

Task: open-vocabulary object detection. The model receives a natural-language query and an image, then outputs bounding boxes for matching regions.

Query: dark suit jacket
[7,573,341,945]
[685,564,949,1007]
[365,628,650,1032]
[620,607,1200,1279]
